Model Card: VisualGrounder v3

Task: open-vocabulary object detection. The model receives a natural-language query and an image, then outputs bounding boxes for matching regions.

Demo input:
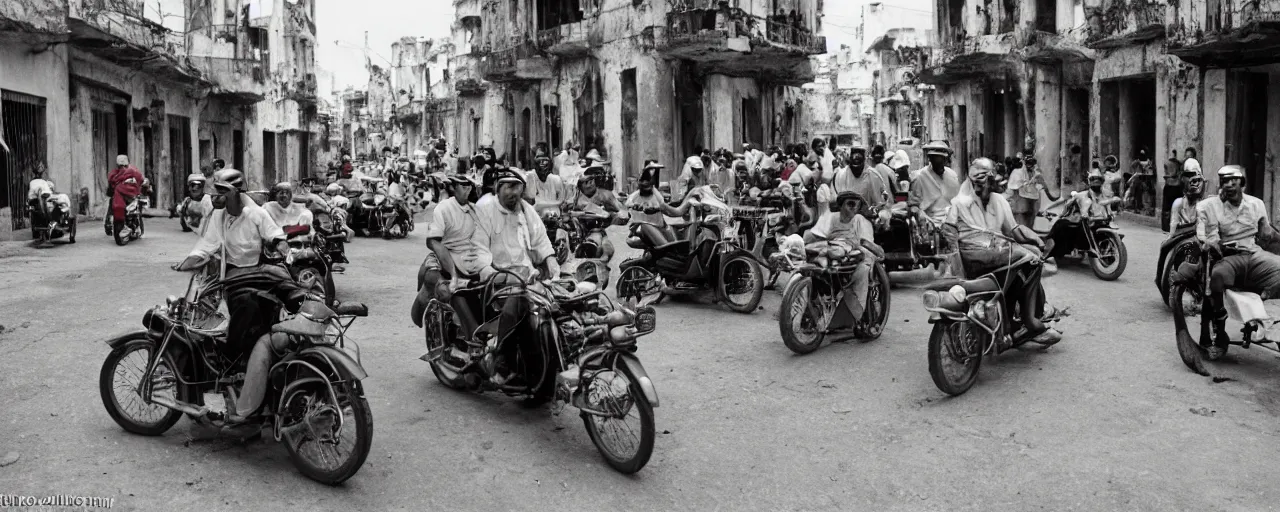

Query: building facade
[0,0,319,240]
[441,0,824,190]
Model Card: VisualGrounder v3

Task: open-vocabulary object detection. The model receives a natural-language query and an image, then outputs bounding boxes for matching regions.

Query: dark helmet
[212,169,245,193]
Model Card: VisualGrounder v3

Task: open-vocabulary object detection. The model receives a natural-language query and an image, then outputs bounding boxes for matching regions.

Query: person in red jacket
[107,154,145,234]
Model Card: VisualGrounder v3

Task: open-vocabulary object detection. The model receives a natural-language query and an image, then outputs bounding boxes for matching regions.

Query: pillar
[1203,69,1227,194]
[1035,67,1063,194]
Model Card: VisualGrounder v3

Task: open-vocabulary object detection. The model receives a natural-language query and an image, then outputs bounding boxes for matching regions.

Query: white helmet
[325,183,343,196]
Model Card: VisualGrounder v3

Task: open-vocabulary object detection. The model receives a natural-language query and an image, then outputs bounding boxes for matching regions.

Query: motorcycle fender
[719,245,767,268]
[105,329,155,348]
[616,352,659,408]
[1096,227,1123,239]
[784,271,806,292]
[298,346,368,381]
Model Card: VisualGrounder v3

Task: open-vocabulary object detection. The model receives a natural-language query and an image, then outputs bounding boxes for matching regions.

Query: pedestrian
[1161,149,1183,232]
[1005,155,1048,228]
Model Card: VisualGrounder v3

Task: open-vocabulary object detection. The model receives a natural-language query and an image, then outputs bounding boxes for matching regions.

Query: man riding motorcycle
[802,191,884,319]
[472,169,560,385]
[28,164,71,229]
[411,174,487,339]
[944,158,1061,346]
[524,150,565,214]
[1191,165,1280,360]
[1042,168,1120,262]
[172,169,305,429]
[627,162,696,247]
[107,155,145,237]
[909,141,961,226]
[568,165,626,262]
[179,173,211,233]
[263,182,314,229]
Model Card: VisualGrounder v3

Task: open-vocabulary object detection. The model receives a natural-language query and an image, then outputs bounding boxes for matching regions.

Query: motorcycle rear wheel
[927,321,983,396]
[281,381,373,486]
[779,276,826,354]
[68,217,77,244]
[1090,232,1126,281]
[99,339,186,436]
[580,364,655,474]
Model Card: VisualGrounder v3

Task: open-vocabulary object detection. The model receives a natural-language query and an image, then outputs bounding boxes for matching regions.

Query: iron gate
[2,90,48,231]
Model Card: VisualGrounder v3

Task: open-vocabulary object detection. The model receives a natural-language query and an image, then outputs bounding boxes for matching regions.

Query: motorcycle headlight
[948,285,967,303]
[922,290,941,310]
[633,306,656,334]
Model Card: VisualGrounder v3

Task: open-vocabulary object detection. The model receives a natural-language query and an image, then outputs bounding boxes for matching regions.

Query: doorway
[1,90,48,230]
[741,96,762,148]
[674,65,704,157]
[167,115,191,209]
[1226,71,1268,195]
[233,130,244,170]
[520,107,532,168]
[143,126,157,204]
[263,130,277,186]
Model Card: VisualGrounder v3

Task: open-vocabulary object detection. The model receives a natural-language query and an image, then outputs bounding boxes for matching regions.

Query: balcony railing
[755,15,825,54]
[75,0,170,51]
[1,0,68,34]
[189,55,268,101]
[660,10,823,55]
[536,21,591,56]
[454,54,486,95]
[1088,1,1167,45]
[479,41,548,82]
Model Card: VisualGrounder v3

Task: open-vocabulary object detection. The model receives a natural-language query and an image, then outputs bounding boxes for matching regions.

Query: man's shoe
[1029,328,1063,347]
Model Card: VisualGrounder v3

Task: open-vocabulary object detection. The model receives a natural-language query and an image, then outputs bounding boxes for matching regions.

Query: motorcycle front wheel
[779,276,826,354]
[280,380,373,486]
[1171,283,1209,375]
[927,321,984,396]
[99,339,186,436]
[1090,232,1126,281]
[718,254,764,313]
[854,264,892,341]
[68,217,77,243]
[580,363,655,474]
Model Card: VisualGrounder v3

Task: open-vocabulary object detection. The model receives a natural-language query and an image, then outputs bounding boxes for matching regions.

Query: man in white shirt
[803,191,883,320]
[173,169,301,428]
[473,169,560,385]
[524,151,565,214]
[945,158,1060,346]
[627,161,696,246]
[1194,165,1280,359]
[412,174,488,337]
[909,140,961,225]
[27,164,71,229]
[263,182,314,229]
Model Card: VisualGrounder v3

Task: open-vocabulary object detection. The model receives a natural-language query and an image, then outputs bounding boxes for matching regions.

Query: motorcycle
[920,235,1068,396]
[618,186,765,313]
[98,263,373,485]
[311,208,351,268]
[874,202,947,273]
[28,193,76,245]
[420,270,659,474]
[1170,242,1280,375]
[375,193,414,240]
[1034,194,1128,281]
[732,197,790,288]
[543,209,613,288]
[103,195,147,246]
[776,241,891,354]
[1157,223,1198,309]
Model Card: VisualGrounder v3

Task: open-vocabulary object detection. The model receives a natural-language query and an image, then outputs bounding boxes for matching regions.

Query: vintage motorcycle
[1157,223,1198,309]
[277,224,337,306]
[311,207,350,268]
[98,263,373,485]
[104,179,149,246]
[874,203,948,273]
[28,192,76,245]
[1169,242,1280,375]
[733,195,794,288]
[617,186,765,313]
[1034,194,1128,280]
[420,270,658,474]
[921,235,1068,396]
[776,240,891,354]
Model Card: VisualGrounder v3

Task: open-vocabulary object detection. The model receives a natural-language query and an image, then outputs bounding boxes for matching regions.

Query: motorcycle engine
[559,318,587,352]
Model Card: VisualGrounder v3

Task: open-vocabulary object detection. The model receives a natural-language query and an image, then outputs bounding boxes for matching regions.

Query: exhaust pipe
[151,395,209,417]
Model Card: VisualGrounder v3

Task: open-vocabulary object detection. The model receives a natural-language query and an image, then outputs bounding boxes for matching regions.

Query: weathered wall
[0,43,71,239]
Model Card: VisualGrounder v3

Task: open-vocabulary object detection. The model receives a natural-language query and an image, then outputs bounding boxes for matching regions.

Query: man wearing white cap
[263,182,313,229]
[909,140,960,226]
[1193,165,1280,360]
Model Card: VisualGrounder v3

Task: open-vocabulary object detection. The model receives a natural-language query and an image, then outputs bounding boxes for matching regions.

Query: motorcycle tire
[580,362,655,474]
[927,321,983,396]
[104,215,112,237]
[281,381,373,486]
[854,264,892,341]
[1161,242,1198,310]
[99,337,188,436]
[717,254,764,314]
[1170,283,1210,376]
[1090,231,1126,281]
[68,218,77,244]
[779,276,826,354]
[113,220,126,246]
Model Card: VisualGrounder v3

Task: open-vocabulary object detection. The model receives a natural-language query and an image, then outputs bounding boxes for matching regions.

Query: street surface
[3,212,1280,511]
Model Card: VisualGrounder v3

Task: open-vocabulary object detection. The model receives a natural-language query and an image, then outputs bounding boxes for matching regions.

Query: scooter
[1035,193,1128,281]
[28,193,76,246]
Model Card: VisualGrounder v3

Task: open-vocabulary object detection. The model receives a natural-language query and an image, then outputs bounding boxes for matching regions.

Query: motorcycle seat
[653,239,690,254]
[925,276,1000,294]
[333,302,368,317]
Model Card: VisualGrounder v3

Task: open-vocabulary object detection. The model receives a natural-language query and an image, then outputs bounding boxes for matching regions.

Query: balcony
[426,98,452,113]
[285,73,318,104]
[1087,1,1168,49]
[189,55,268,104]
[454,0,480,22]
[396,99,422,124]
[537,21,591,57]
[69,0,210,87]
[479,42,552,82]
[1169,0,1280,66]
[453,53,486,95]
[656,10,819,85]
[0,0,68,41]
[918,34,1017,84]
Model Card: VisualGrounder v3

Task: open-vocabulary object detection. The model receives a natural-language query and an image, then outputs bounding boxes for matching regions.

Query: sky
[316,0,456,90]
